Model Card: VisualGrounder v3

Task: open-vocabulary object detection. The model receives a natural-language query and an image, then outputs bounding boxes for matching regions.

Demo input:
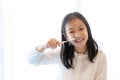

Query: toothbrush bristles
[62,38,75,44]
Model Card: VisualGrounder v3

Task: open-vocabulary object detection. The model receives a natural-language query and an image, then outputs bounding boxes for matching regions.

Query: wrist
[36,44,47,52]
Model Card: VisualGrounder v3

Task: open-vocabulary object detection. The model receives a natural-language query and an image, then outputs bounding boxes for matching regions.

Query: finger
[47,39,57,48]
[56,41,61,46]
[50,39,58,48]
[52,39,62,47]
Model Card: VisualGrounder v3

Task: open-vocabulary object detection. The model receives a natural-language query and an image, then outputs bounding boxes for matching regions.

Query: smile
[74,38,84,43]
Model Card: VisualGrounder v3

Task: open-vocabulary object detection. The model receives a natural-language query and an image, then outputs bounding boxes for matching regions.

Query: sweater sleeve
[27,47,60,66]
[94,51,107,80]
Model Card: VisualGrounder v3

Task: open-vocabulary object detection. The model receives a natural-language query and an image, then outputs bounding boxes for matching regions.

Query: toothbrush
[36,38,75,52]
[62,38,75,44]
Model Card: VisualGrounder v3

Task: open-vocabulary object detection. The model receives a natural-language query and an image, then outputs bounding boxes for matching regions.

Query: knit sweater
[28,47,107,80]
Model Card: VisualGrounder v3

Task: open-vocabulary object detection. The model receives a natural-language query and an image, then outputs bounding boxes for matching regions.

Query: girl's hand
[46,38,61,49]
[36,38,61,52]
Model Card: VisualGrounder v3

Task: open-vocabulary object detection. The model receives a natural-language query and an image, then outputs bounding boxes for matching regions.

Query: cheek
[85,31,88,40]
[66,34,73,40]
[66,33,75,41]
[82,29,88,40]
[66,30,73,39]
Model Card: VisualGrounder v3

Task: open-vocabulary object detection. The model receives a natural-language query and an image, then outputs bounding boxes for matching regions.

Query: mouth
[74,38,84,43]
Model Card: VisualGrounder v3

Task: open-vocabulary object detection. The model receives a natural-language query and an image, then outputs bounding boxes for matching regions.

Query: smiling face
[65,18,88,53]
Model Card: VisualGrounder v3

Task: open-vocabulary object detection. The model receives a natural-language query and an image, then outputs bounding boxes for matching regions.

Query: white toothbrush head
[62,38,75,44]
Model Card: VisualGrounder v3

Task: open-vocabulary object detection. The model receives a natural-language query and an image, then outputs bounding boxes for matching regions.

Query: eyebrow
[79,25,84,27]
[68,25,84,30]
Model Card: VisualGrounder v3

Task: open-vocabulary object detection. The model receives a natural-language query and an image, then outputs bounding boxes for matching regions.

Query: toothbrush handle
[62,41,69,44]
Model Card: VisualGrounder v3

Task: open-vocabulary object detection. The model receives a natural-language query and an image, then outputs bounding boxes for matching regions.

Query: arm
[94,51,107,80]
[27,38,61,66]
[27,46,60,66]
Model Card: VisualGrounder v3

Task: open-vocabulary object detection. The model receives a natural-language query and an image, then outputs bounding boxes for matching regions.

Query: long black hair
[60,12,98,69]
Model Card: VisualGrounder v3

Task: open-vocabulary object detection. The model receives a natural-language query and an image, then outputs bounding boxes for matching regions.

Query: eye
[79,28,84,31]
[69,31,74,33]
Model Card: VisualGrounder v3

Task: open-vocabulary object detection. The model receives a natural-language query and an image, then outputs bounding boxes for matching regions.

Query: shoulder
[94,50,107,62]
[97,50,106,58]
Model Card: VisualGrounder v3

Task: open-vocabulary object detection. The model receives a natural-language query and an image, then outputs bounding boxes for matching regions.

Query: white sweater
[28,47,107,80]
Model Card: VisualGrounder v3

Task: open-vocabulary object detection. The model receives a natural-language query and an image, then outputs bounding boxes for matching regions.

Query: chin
[73,42,86,48]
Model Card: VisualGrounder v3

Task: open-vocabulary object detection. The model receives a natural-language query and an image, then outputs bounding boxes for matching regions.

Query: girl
[28,12,107,80]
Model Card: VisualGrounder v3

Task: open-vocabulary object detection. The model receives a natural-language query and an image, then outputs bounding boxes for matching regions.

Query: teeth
[75,38,83,42]
[71,38,75,41]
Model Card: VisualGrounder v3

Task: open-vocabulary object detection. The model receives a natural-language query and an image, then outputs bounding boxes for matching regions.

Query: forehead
[66,18,85,29]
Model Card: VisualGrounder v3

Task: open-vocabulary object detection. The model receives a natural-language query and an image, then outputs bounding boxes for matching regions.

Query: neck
[74,46,87,54]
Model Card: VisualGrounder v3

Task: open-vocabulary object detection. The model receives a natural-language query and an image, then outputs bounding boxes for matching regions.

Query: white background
[1,0,120,80]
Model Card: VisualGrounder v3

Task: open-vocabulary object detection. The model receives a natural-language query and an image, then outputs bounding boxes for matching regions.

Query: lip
[74,38,84,43]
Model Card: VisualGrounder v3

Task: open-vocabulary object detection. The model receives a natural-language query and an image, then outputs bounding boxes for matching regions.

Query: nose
[75,32,81,38]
